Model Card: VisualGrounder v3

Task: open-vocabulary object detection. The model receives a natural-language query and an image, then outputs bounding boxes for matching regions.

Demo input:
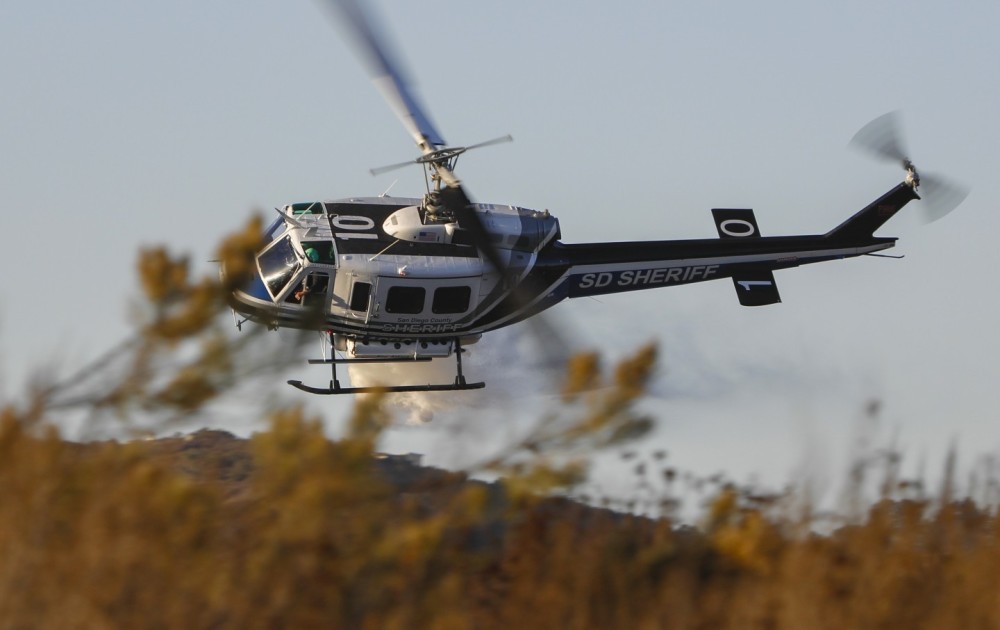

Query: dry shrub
[3,225,1000,628]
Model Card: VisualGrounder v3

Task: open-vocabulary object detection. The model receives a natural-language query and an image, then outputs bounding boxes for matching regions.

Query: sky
[2,0,999,505]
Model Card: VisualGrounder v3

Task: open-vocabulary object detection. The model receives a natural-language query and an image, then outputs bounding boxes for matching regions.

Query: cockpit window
[258,236,300,299]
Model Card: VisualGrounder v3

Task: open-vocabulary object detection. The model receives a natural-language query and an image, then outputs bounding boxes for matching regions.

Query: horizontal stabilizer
[732,270,781,306]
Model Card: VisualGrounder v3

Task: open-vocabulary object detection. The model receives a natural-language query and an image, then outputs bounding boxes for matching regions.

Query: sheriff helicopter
[226,0,968,395]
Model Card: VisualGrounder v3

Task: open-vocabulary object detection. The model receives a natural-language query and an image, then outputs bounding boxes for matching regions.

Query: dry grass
[3,411,1000,629]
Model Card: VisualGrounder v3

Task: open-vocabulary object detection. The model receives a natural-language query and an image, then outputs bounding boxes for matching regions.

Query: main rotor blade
[369,158,417,177]
[322,0,447,150]
[438,186,506,273]
[850,111,909,165]
[438,184,573,367]
[464,134,514,152]
[321,1,572,385]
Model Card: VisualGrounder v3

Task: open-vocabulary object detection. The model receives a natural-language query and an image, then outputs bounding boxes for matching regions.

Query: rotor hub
[903,159,920,189]
[416,146,467,165]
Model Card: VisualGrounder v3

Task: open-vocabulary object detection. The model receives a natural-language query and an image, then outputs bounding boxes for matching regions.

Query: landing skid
[287,337,485,395]
[287,380,485,395]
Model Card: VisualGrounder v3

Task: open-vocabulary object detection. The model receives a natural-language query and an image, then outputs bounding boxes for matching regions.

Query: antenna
[378,179,399,197]
[275,206,307,228]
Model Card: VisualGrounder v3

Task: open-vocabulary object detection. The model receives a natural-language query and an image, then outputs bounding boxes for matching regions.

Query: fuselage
[228,183,916,342]
[228,196,561,339]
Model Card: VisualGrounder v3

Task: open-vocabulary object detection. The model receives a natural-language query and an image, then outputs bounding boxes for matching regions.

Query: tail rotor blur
[849,111,969,223]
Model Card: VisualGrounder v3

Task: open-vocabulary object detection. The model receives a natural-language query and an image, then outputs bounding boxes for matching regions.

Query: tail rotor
[849,111,969,223]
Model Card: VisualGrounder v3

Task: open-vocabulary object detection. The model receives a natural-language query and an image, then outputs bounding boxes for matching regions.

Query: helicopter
[226,0,968,395]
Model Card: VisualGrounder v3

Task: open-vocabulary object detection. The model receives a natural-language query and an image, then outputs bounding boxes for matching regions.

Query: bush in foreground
[3,224,999,628]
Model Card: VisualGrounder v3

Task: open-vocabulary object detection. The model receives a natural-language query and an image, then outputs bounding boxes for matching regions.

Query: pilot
[293,272,321,303]
[293,280,311,302]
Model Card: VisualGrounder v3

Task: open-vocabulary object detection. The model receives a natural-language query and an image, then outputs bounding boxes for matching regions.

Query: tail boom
[542,181,917,304]
[473,180,917,329]
[556,238,892,300]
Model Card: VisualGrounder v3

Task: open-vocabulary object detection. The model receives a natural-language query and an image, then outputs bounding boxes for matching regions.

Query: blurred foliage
[3,225,1000,628]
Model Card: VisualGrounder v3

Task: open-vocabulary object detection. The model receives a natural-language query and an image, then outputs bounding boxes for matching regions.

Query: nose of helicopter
[221,257,272,307]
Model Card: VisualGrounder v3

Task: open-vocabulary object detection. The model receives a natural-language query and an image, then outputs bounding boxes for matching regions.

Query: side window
[432,286,471,314]
[349,282,372,312]
[285,272,329,308]
[385,286,425,314]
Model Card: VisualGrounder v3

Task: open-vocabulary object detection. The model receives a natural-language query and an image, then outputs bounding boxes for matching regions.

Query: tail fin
[825,182,919,241]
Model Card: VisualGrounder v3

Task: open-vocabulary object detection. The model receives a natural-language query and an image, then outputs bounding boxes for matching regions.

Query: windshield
[258,236,300,299]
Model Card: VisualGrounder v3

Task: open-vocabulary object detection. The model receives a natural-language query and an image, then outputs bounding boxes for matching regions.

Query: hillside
[1,414,998,629]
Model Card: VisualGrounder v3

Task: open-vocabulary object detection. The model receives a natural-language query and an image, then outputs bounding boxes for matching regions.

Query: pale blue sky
[2,0,999,499]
